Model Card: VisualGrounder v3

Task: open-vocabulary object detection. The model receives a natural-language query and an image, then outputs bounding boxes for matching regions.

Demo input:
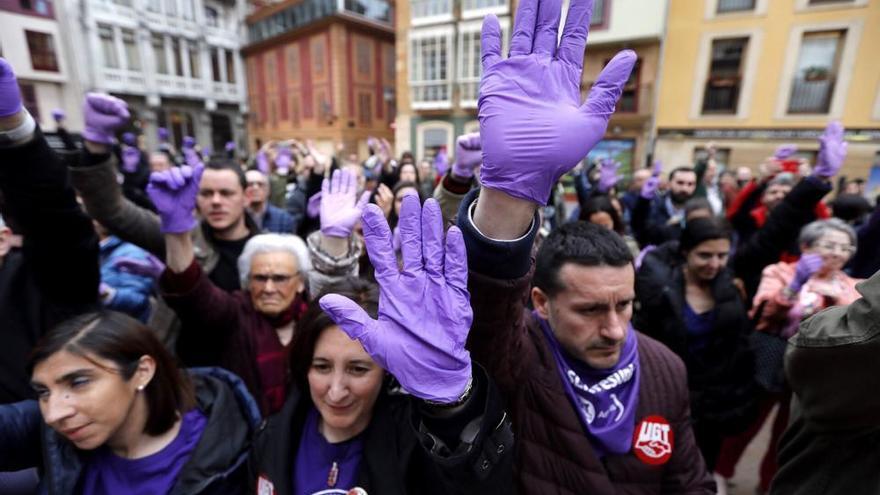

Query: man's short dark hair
[533,222,633,298]
[206,159,247,190]
[668,166,696,181]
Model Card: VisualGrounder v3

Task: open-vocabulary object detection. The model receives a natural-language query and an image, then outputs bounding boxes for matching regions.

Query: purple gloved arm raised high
[157,127,169,142]
[433,147,449,176]
[319,196,473,403]
[0,58,23,118]
[812,121,847,179]
[82,93,130,145]
[275,146,292,174]
[597,158,623,194]
[774,144,797,160]
[320,169,370,238]
[476,6,636,205]
[146,163,204,234]
[121,146,141,173]
[640,160,662,200]
[451,133,481,180]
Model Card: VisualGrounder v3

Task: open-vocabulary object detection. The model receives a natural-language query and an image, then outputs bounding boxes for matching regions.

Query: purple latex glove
[146,163,204,233]
[774,144,797,160]
[82,93,130,144]
[433,147,449,176]
[0,58,22,117]
[451,133,481,179]
[225,141,235,152]
[121,132,136,146]
[597,158,623,193]
[157,127,169,142]
[307,192,322,219]
[478,3,637,205]
[121,145,141,173]
[789,253,824,293]
[320,169,370,237]
[640,160,662,199]
[319,196,473,403]
[812,121,847,179]
[182,136,196,149]
[275,147,292,174]
[52,109,65,123]
[111,253,166,281]
[256,150,270,174]
[183,147,202,168]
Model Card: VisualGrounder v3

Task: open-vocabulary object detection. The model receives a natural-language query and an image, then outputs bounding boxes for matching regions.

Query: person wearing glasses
[245,169,297,234]
[154,167,367,415]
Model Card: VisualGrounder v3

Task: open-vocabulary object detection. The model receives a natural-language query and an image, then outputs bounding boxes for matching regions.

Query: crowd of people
[1,0,879,493]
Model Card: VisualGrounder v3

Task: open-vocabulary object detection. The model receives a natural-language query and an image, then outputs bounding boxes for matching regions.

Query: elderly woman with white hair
[154,167,367,415]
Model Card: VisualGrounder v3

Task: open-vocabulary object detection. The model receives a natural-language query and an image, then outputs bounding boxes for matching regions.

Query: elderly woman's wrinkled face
[807,230,854,274]
[248,251,304,316]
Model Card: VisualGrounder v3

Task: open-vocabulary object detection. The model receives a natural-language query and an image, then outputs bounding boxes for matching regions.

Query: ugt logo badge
[632,415,674,465]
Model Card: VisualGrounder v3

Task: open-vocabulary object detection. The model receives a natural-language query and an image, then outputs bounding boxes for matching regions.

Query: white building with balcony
[57,0,249,151]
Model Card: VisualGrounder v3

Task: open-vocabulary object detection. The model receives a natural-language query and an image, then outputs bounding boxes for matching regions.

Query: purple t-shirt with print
[294,407,364,495]
[78,408,207,495]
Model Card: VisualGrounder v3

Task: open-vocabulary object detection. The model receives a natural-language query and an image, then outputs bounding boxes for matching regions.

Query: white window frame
[773,19,863,120]
[690,28,763,121]
[794,0,867,13]
[704,0,769,19]
[410,0,453,26]
[409,25,455,110]
[457,18,509,108]
[416,120,455,162]
[460,0,508,20]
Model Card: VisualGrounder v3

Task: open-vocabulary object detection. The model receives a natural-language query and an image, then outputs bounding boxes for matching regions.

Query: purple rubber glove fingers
[451,133,482,179]
[146,163,204,233]
[225,141,235,152]
[789,253,824,293]
[158,127,169,142]
[319,196,473,403]
[121,146,141,173]
[307,192,322,218]
[0,58,22,117]
[183,146,203,168]
[82,93,130,144]
[434,147,449,176]
[812,121,847,179]
[774,144,797,160]
[52,109,66,123]
[122,132,136,146]
[110,253,166,280]
[478,3,637,205]
[320,169,370,237]
[182,136,196,149]
[256,150,270,174]
[640,160,662,199]
[597,158,623,193]
[275,147,292,174]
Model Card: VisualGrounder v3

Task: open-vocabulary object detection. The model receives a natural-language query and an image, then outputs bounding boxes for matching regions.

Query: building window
[458,29,481,104]
[98,25,119,69]
[225,50,235,83]
[147,0,160,12]
[286,45,300,84]
[122,29,141,71]
[25,30,59,72]
[461,0,505,10]
[172,38,184,76]
[344,0,392,23]
[701,37,748,114]
[312,38,326,77]
[205,6,219,27]
[152,34,167,74]
[808,0,854,4]
[168,110,194,147]
[166,0,176,16]
[419,124,451,161]
[289,95,301,125]
[591,0,608,27]
[717,0,755,12]
[693,147,732,169]
[113,0,133,7]
[356,42,371,77]
[20,0,32,9]
[19,83,40,122]
[788,30,845,114]
[358,92,372,124]
[616,58,641,113]
[411,0,452,20]
[188,42,200,78]
[383,44,394,81]
[211,49,221,82]
[410,31,453,107]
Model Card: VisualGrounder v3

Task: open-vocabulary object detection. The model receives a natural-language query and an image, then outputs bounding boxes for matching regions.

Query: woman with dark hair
[578,195,639,256]
[0,310,261,494]
[633,217,756,472]
[249,197,513,495]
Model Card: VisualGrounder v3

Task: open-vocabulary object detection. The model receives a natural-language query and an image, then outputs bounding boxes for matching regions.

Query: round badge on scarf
[632,415,674,466]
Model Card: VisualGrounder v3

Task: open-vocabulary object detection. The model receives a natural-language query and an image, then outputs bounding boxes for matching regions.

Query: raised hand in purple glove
[225,141,235,152]
[319,196,473,403]
[307,192,322,219]
[157,127,169,142]
[433,146,449,176]
[597,158,623,194]
[183,146,202,168]
[110,253,166,281]
[478,1,637,205]
[451,133,481,179]
[774,144,797,160]
[320,169,370,237]
[275,146,292,174]
[146,163,204,233]
[640,160,662,199]
[255,150,270,174]
[82,93,130,144]
[121,145,141,173]
[812,121,847,179]
[52,109,65,123]
[789,253,824,294]
[182,136,196,149]
[122,132,137,146]
[0,58,22,117]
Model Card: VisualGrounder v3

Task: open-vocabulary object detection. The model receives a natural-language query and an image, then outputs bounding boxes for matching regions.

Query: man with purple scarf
[455,0,716,492]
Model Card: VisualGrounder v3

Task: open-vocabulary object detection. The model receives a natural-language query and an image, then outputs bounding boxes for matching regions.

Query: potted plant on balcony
[803,66,830,82]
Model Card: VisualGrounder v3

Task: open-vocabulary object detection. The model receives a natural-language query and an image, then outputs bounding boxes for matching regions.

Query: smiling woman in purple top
[0,310,261,494]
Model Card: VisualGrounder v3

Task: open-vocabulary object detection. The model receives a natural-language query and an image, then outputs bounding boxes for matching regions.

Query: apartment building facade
[654,0,880,178]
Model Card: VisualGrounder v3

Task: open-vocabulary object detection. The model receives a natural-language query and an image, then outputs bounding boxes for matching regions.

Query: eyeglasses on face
[250,273,297,285]
[814,242,855,255]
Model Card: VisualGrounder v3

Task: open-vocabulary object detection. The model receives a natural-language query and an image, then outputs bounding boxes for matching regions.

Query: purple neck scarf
[536,311,641,457]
